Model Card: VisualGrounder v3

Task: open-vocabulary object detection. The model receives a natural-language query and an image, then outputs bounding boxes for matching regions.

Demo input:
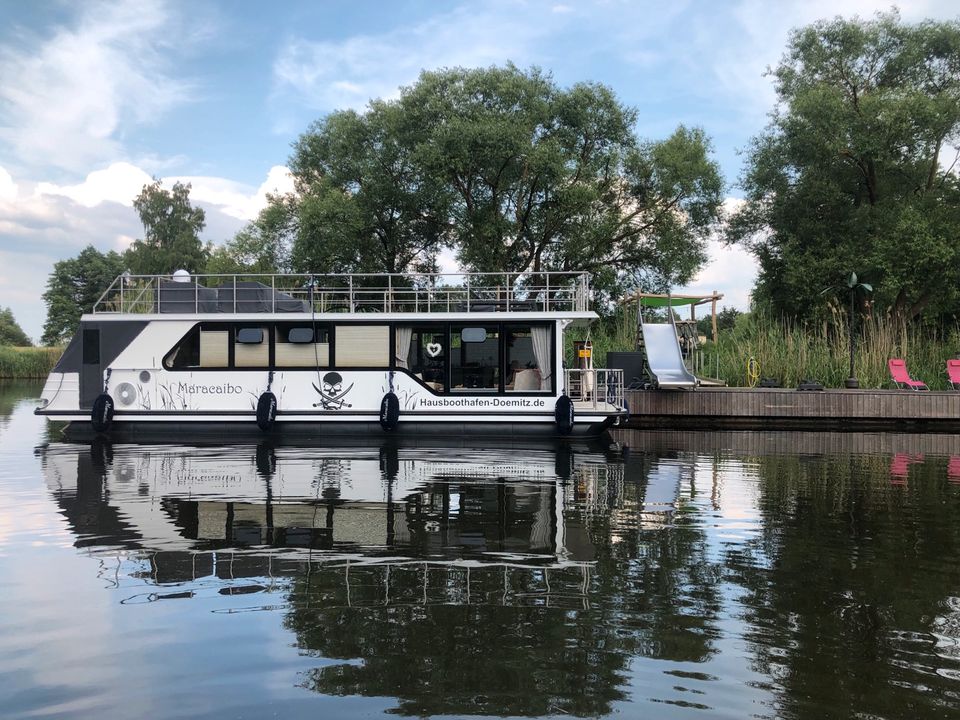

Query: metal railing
[92,271,592,315]
[564,368,625,411]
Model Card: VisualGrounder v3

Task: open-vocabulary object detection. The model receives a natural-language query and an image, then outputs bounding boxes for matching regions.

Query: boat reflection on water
[39,438,703,717]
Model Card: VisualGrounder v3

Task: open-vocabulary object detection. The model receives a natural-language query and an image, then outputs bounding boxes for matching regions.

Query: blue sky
[1,0,957,340]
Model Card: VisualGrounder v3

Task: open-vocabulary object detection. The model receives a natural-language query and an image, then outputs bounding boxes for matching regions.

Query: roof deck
[92,271,592,316]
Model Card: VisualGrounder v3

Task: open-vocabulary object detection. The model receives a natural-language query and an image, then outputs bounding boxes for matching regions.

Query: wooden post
[711,292,718,343]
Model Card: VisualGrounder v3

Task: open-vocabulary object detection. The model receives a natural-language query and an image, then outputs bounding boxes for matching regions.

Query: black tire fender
[91,393,114,433]
[555,395,574,436]
[256,391,278,432]
[380,392,400,431]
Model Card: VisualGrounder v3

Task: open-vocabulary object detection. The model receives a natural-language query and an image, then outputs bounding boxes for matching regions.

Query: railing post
[466,274,470,312]
[349,276,354,313]
[271,275,276,312]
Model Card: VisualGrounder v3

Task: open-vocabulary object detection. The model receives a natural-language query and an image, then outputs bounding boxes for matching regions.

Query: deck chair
[888,359,929,391]
[947,359,960,390]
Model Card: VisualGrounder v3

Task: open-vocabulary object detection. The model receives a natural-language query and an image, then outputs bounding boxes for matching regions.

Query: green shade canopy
[639,296,701,308]
[629,292,723,308]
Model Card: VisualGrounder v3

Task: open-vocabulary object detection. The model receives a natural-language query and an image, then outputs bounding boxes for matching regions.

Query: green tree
[286,99,451,275]
[729,11,960,321]
[405,66,722,289]
[207,199,294,275]
[266,65,723,291]
[0,307,32,346]
[41,245,125,345]
[125,180,207,275]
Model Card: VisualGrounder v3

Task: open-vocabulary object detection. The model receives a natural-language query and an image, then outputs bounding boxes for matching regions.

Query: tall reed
[572,308,960,390]
[0,346,62,379]
[703,312,959,390]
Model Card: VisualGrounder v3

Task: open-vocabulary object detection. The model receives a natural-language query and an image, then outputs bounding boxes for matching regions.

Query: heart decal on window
[426,342,442,357]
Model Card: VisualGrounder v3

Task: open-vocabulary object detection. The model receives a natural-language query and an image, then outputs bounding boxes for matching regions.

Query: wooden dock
[625,387,960,432]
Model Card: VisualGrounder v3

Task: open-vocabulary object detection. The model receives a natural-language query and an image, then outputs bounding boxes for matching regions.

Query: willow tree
[729,11,960,320]
[259,65,722,293]
[404,65,722,291]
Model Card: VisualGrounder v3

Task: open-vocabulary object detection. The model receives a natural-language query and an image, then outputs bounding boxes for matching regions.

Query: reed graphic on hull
[313,372,354,410]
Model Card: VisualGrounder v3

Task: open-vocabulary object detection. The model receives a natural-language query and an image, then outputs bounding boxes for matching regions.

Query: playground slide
[641,323,698,390]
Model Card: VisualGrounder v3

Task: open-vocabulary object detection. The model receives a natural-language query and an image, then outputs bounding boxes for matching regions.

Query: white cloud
[678,198,755,311]
[36,162,154,208]
[271,1,569,116]
[0,0,197,174]
[0,166,16,202]
[0,163,289,340]
[168,165,294,221]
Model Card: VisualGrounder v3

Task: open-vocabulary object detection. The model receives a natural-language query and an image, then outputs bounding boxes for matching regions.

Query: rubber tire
[380,392,400,431]
[256,391,278,432]
[91,393,114,433]
[555,395,574,436]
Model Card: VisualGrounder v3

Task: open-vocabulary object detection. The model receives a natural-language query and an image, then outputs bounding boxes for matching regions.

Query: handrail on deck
[92,271,593,315]
[565,368,625,411]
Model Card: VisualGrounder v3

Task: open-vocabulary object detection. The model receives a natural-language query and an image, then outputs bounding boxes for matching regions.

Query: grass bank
[0,346,62,379]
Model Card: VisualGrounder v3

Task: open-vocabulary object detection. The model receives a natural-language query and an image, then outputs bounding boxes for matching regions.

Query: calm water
[2,381,960,719]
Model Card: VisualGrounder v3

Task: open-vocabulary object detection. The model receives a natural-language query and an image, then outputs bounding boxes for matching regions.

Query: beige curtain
[531,326,552,391]
[395,327,413,369]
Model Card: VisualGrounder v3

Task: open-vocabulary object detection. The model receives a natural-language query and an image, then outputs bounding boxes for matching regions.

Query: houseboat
[35,271,626,438]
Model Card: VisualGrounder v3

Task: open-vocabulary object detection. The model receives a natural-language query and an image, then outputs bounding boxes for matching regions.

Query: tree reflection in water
[38,431,960,718]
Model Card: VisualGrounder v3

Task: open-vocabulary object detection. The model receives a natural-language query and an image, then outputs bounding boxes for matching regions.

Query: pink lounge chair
[949,456,960,484]
[888,359,929,391]
[948,359,960,390]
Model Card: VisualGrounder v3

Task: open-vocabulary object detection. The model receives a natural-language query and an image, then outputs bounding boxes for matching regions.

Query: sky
[1,0,957,341]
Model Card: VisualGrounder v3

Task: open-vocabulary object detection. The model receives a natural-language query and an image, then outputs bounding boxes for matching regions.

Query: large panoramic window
[233,325,270,368]
[451,326,500,391]
[506,325,552,392]
[275,323,330,368]
[164,324,229,369]
[335,325,389,367]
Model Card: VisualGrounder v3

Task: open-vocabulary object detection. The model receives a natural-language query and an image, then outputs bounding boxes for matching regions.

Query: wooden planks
[625,387,960,431]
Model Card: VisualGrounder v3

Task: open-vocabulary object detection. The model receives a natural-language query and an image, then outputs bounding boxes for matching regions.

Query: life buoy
[91,393,114,433]
[256,391,278,431]
[555,395,574,436]
[380,392,400,431]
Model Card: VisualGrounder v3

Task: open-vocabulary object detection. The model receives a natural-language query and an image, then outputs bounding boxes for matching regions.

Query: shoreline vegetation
[585,311,960,391]
[0,346,62,379]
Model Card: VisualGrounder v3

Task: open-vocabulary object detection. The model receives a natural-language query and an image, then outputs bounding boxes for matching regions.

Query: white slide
[641,323,698,390]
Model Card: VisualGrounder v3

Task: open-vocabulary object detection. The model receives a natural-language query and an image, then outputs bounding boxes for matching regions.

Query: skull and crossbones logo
[313,371,354,410]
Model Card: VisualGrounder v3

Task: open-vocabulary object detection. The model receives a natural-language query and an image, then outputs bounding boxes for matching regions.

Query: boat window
[164,324,229,369]
[396,325,446,392]
[287,327,314,344]
[451,326,499,391]
[82,329,100,365]
[335,325,388,367]
[234,325,269,367]
[236,328,263,344]
[506,325,551,392]
[275,323,330,368]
